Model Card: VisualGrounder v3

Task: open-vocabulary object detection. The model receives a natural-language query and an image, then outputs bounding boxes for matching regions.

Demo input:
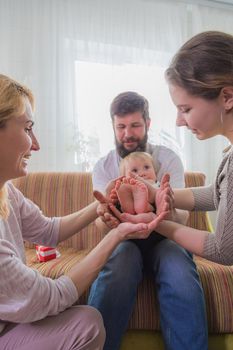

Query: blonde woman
[0,74,167,350]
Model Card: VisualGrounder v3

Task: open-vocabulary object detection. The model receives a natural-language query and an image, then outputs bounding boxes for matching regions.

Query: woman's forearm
[173,188,195,211]
[58,201,98,242]
[156,220,208,255]
[66,221,149,297]
[67,229,120,296]
[168,208,189,224]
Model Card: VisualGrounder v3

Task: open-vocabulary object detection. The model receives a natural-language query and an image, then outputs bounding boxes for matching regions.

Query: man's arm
[92,153,119,193]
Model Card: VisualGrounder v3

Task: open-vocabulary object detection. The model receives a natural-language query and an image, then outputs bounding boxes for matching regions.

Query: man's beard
[115,133,148,158]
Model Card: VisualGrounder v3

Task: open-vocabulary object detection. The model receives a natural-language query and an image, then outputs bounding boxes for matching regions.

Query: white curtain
[0,0,232,184]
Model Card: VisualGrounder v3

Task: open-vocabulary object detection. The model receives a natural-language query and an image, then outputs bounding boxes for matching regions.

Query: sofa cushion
[14,172,233,335]
[128,255,233,333]
[195,256,233,333]
[26,246,91,304]
[25,247,233,333]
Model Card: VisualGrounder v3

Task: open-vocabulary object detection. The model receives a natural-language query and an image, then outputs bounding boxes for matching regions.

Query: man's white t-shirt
[92,143,185,193]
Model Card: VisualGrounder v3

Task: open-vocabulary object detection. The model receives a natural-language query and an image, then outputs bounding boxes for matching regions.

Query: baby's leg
[115,179,135,214]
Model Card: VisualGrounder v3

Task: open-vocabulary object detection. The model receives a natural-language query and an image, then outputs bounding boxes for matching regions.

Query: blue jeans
[88,234,208,350]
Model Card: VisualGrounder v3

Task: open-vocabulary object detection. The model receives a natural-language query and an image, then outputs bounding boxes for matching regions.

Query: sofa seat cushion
[26,246,91,304]
[128,256,233,333]
[18,171,232,335]
[195,256,233,333]
[26,246,233,334]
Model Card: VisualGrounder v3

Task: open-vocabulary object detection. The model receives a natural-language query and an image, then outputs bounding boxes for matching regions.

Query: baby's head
[120,152,157,182]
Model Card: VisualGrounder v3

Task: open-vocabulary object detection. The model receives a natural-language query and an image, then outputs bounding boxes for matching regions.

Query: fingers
[161,173,170,185]
[147,211,169,231]
[109,189,118,203]
[97,202,109,217]
[109,203,122,220]
[127,229,151,239]
[160,173,170,190]
[105,217,120,228]
[155,180,174,216]
[118,222,149,238]
[93,190,108,203]
[99,211,120,228]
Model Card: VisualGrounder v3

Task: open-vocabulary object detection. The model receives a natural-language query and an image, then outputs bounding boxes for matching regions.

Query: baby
[109,152,158,221]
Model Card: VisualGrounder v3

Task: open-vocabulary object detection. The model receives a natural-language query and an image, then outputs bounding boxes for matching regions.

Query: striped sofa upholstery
[13,172,233,334]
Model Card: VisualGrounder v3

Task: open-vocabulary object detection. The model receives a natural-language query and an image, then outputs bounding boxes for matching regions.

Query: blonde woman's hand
[116,222,150,240]
[94,190,120,229]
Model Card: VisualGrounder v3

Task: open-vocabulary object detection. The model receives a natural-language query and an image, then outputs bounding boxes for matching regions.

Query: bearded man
[88,91,208,350]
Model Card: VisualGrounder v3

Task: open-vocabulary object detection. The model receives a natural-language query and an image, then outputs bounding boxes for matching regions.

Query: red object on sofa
[36,245,57,262]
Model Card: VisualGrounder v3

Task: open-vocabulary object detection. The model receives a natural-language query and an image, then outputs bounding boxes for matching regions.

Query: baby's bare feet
[114,178,151,214]
[109,187,119,204]
[131,179,150,214]
[115,178,135,214]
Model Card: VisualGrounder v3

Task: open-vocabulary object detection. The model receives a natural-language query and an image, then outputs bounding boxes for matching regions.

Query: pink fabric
[0,183,78,331]
[0,305,105,350]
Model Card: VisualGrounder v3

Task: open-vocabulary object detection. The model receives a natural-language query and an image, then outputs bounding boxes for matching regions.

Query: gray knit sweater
[191,146,233,265]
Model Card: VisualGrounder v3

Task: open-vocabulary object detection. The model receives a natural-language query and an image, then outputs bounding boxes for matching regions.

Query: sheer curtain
[0,0,232,184]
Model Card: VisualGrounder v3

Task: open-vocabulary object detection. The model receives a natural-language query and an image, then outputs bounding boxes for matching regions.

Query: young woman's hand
[155,174,173,215]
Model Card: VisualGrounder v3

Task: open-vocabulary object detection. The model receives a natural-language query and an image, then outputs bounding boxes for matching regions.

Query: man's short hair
[110,91,150,121]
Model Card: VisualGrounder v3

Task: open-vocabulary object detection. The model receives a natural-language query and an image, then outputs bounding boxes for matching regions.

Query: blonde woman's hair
[0,74,34,219]
[0,187,9,219]
[119,151,157,176]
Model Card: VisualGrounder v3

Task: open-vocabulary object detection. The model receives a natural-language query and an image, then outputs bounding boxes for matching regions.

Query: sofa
[12,171,233,350]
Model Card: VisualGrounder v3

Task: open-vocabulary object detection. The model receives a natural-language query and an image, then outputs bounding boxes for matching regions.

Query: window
[73,60,183,171]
